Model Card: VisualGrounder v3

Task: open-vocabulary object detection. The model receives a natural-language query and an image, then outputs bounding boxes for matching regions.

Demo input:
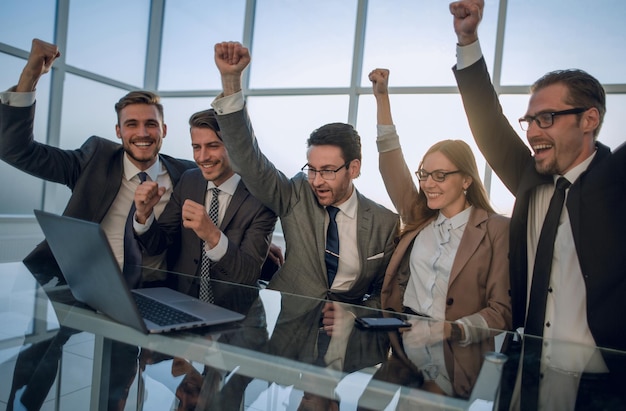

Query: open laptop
[34,209,245,334]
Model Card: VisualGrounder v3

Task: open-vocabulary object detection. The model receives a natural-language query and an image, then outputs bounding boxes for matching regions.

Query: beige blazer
[376,137,512,398]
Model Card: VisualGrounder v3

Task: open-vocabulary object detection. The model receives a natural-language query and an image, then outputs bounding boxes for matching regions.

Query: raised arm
[214,41,250,97]
[212,42,299,217]
[369,69,421,225]
[370,68,393,126]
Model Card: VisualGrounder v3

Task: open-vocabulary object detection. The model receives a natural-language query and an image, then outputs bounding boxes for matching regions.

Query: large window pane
[0,54,51,214]
[356,93,487,212]
[51,75,127,213]
[250,0,357,88]
[502,1,626,85]
[0,1,55,51]
[362,0,500,87]
[601,95,626,151]
[159,0,246,91]
[66,0,150,86]
[246,95,350,178]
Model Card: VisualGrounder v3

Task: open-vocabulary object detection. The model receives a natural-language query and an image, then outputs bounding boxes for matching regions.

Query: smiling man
[0,38,196,287]
[210,41,399,305]
[133,109,277,296]
[206,43,399,408]
[450,1,626,409]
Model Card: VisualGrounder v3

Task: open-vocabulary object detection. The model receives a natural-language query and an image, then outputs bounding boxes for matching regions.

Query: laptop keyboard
[132,292,202,326]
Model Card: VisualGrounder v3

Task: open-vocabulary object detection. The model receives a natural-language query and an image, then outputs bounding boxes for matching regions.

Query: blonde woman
[369,68,512,399]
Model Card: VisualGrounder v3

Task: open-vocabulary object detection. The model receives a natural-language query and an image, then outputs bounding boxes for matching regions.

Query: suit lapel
[448,207,488,286]
[317,204,329,283]
[94,149,124,222]
[221,181,248,230]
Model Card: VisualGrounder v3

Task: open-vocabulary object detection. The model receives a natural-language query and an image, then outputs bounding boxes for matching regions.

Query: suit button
[193,259,199,264]
[446,298,454,306]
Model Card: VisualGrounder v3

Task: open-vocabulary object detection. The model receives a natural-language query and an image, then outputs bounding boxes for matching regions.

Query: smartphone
[355,316,411,330]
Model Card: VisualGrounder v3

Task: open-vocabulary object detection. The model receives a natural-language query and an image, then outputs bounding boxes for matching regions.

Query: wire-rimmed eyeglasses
[301,161,350,181]
[415,169,461,182]
[518,107,589,131]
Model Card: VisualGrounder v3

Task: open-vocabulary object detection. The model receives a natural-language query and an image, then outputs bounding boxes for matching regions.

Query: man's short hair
[531,69,606,138]
[188,109,221,139]
[114,90,164,124]
[307,123,362,162]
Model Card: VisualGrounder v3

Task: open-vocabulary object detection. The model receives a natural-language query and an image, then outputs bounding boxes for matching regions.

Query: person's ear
[581,107,600,135]
[463,175,473,191]
[348,159,361,179]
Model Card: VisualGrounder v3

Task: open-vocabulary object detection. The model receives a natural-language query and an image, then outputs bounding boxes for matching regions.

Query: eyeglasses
[301,161,350,181]
[518,107,588,131]
[415,169,461,182]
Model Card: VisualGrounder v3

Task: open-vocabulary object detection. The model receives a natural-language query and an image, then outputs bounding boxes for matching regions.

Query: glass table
[1,261,624,410]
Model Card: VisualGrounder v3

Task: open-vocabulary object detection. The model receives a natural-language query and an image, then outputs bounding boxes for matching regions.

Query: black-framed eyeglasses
[518,107,589,131]
[301,161,351,181]
[415,169,461,182]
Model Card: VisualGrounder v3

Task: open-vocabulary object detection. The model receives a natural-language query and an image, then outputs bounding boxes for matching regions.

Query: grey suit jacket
[0,102,195,282]
[215,105,399,306]
[137,168,277,295]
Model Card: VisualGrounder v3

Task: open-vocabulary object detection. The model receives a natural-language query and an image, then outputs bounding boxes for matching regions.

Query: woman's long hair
[402,139,495,235]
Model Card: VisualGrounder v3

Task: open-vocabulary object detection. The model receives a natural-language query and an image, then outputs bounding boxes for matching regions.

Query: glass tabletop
[1,261,624,410]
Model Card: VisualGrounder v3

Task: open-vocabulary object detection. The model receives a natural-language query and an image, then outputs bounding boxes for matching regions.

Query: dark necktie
[324,206,340,288]
[521,176,571,411]
[199,187,220,303]
[123,171,148,289]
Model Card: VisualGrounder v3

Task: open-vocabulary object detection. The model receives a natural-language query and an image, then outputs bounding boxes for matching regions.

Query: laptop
[34,209,244,334]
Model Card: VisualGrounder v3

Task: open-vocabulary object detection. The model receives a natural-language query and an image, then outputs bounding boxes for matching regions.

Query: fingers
[368,68,389,82]
[268,243,284,266]
[134,181,161,206]
[134,182,162,223]
[181,199,213,230]
[214,41,250,66]
[18,39,61,92]
[449,0,483,18]
[181,199,206,223]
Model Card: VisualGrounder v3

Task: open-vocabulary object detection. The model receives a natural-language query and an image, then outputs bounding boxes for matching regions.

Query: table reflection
[8,261,623,410]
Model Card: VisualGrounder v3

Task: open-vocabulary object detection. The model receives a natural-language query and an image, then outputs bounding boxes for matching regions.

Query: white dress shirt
[456,41,607,410]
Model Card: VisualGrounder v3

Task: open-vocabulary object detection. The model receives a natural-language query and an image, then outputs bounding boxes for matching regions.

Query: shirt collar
[123,154,161,181]
[330,187,358,219]
[435,205,473,230]
[207,173,241,196]
[559,150,596,185]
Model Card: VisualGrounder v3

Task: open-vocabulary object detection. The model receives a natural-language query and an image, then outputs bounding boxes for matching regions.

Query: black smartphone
[355,316,411,330]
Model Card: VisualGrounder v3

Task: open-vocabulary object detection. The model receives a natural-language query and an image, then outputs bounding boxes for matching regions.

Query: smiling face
[191,127,233,186]
[525,83,597,175]
[115,104,166,170]
[305,145,360,207]
[419,151,471,218]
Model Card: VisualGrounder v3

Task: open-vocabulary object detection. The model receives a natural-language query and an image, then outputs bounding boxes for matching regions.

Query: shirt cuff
[133,213,155,235]
[204,232,228,261]
[0,88,36,107]
[456,313,489,346]
[211,91,244,115]
[375,124,401,153]
[456,40,483,71]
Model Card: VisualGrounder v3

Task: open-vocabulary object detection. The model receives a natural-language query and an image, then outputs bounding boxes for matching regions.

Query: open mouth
[532,143,553,154]
[425,192,442,199]
[133,141,153,148]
